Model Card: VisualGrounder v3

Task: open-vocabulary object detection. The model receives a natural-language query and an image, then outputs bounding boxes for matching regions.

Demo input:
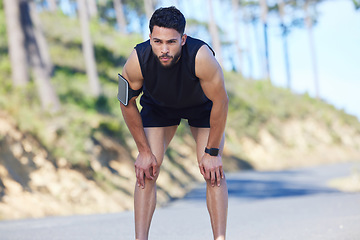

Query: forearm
[120,100,151,153]
[207,97,229,149]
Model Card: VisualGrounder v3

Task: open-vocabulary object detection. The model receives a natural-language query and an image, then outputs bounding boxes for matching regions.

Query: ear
[181,34,187,46]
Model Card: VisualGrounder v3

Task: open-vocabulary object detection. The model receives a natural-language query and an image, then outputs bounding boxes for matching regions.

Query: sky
[177,0,360,120]
[269,0,360,120]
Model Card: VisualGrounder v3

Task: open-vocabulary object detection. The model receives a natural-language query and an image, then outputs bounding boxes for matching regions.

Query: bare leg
[134,126,177,240]
[191,127,228,240]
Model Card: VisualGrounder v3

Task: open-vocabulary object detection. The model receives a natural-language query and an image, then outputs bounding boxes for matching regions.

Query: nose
[161,44,169,54]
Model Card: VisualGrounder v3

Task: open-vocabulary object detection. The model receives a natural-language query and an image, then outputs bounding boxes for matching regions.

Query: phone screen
[117,74,129,105]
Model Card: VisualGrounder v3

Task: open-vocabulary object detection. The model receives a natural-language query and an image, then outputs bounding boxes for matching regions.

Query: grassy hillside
[1,10,360,219]
[1,11,359,169]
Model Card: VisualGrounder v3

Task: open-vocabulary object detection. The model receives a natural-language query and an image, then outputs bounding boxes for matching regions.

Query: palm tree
[77,0,101,97]
[4,0,29,86]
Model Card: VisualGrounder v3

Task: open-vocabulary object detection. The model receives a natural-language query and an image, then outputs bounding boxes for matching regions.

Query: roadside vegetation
[1,10,359,172]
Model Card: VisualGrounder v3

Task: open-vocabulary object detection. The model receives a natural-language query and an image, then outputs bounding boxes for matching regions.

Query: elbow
[213,94,229,112]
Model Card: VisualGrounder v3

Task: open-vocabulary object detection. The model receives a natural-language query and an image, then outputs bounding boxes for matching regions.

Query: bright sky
[269,0,360,120]
[179,0,360,120]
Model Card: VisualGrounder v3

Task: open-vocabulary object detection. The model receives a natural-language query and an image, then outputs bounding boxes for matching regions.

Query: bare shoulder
[122,49,143,90]
[195,45,222,81]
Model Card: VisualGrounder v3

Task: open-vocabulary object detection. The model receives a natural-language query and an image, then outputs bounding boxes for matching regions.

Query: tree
[277,0,292,89]
[259,0,270,81]
[4,0,29,86]
[21,0,61,112]
[113,0,128,34]
[144,0,154,20]
[87,0,98,18]
[241,3,255,80]
[30,0,54,76]
[352,0,360,10]
[231,0,244,75]
[207,0,224,66]
[304,0,319,99]
[77,0,102,97]
[47,0,57,12]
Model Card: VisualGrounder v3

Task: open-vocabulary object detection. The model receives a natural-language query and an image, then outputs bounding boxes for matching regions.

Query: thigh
[190,127,225,163]
[144,125,178,167]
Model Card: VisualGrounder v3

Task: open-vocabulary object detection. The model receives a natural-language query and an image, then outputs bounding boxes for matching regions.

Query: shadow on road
[182,167,341,202]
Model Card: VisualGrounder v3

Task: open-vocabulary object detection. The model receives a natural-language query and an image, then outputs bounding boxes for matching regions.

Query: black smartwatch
[205,147,219,156]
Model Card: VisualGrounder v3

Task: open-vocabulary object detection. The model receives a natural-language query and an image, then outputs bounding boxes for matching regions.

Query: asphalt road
[1,162,359,240]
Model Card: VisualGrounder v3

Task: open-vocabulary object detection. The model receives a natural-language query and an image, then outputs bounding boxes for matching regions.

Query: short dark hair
[149,6,186,35]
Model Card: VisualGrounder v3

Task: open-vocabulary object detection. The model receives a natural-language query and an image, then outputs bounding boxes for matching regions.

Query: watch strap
[205,147,219,156]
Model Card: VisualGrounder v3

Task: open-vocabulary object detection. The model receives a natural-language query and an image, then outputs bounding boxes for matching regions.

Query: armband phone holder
[117,73,143,106]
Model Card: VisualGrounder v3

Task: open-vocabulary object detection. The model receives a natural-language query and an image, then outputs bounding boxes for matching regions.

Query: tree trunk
[144,0,154,20]
[4,0,29,86]
[304,0,319,99]
[251,18,264,79]
[87,0,98,18]
[278,0,291,89]
[242,5,254,80]
[47,0,57,12]
[21,0,61,112]
[77,0,101,97]
[259,0,270,81]
[113,0,128,34]
[231,0,243,75]
[207,0,223,66]
[30,1,54,76]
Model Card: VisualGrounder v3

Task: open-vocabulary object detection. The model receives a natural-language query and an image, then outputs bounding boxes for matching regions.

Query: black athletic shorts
[140,97,213,128]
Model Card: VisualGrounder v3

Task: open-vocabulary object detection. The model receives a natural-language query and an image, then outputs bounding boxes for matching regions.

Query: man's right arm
[120,49,157,188]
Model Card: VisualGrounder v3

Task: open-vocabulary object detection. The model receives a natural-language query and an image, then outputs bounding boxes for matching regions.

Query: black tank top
[135,36,215,109]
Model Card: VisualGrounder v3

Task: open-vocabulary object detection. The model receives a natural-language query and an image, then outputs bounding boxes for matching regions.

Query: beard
[154,51,182,68]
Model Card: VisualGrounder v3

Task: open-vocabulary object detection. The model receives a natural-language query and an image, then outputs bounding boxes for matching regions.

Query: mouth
[159,55,172,62]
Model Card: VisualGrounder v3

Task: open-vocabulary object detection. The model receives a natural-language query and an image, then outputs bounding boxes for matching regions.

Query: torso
[135,36,214,109]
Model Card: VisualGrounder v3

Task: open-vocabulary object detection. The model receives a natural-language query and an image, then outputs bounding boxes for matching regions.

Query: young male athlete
[119,6,229,240]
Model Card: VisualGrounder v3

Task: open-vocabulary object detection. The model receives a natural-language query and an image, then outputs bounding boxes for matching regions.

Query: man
[119,6,228,240]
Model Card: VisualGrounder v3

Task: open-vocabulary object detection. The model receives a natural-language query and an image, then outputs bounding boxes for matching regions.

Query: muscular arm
[120,49,157,188]
[195,45,229,186]
[196,45,229,150]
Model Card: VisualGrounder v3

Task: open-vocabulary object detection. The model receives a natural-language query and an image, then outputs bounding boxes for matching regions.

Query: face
[150,26,187,68]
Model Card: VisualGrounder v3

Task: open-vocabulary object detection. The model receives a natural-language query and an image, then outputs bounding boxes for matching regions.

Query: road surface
[0,162,359,239]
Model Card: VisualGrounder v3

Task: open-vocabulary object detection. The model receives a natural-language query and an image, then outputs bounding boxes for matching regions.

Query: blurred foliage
[0,8,359,168]
[224,71,360,142]
[0,10,140,168]
[353,0,360,10]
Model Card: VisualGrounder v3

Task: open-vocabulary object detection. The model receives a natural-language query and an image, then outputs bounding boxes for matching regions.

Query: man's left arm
[195,45,229,187]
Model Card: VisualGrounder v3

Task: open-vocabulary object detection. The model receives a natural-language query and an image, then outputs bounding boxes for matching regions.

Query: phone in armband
[117,73,142,106]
